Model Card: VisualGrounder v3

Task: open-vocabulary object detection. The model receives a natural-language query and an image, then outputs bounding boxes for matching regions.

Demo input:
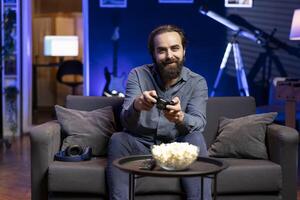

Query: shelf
[3,3,17,7]
[4,75,17,79]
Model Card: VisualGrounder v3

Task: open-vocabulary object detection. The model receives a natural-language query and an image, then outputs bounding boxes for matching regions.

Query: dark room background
[87,0,300,105]
[88,0,226,96]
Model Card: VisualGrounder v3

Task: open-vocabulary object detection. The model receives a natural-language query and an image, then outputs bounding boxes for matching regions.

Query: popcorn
[151,142,199,170]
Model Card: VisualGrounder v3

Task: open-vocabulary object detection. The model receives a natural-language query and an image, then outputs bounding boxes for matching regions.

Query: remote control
[139,159,156,170]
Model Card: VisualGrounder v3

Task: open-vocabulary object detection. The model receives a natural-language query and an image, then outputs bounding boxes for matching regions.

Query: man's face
[153,32,185,80]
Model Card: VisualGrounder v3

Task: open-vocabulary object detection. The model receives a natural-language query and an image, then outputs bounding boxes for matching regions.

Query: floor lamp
[275,9,300,129]
[278,8,300,129]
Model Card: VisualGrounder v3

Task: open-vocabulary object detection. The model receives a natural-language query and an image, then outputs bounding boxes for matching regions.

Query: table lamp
[289,9,300,40]
[44,35,79,63]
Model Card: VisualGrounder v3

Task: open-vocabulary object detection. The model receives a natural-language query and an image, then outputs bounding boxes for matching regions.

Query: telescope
[199,6,263,45]
[228,14,300,58]
[200,6,300,98]
[199,6,252,97]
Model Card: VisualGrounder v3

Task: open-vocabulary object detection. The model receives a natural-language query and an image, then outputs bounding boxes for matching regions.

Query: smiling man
[106,25,211,200]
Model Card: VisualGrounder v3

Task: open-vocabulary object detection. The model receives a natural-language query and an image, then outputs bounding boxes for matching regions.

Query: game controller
[155,97,175,110]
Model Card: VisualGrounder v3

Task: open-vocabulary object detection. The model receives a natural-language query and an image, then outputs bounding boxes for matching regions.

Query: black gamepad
[155,97,175,110]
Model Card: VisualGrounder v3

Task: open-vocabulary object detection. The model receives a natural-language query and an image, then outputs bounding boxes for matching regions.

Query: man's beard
[155,57,184,81]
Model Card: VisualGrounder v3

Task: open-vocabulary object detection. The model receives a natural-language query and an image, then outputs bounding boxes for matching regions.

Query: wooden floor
[0,136,31,200]
[0,135,299,200]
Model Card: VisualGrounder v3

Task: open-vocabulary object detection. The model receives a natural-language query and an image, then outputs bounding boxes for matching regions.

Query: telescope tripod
[210,40,250,97]
[248,45,287,87]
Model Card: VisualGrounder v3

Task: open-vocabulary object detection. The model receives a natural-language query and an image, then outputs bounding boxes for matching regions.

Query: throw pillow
[55,105,116,156]
[208,112,277,159]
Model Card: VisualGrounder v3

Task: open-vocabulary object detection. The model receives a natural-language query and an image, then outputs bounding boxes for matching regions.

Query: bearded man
[106,24,211,200]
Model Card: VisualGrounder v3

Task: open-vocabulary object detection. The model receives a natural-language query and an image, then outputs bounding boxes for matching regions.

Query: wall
[87,0,300,101]
[87,0,226,96]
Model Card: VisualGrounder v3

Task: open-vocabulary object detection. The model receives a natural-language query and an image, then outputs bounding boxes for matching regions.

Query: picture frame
[225,0,253,8]
[159,0,194,4]
[100,0,127,8]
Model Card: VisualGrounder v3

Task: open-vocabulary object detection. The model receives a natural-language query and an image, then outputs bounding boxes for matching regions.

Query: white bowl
[151,142,199,171]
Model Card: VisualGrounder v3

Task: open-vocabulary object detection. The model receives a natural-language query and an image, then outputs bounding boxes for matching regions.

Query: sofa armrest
[266,123,299,200]
[30,120,61,200]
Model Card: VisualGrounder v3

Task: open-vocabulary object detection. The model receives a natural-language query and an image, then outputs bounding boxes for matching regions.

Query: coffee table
[113,155,227,200]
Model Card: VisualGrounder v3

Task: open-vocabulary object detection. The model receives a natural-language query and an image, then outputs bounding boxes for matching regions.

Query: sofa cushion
[66,95,124,131]
[48,158,281,196]
[48,158,107,195]
[55,105,116,156]
[208,112,277,159]
[48,158,182,195]
[216,158,281,194]
[204,96,256,148]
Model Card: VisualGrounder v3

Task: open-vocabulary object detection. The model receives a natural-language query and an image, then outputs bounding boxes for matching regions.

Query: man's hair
[148,25,187,57]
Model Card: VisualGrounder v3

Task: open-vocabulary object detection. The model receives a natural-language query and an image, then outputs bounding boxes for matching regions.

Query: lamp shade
[289,9,300,40]
[44,36,79,56]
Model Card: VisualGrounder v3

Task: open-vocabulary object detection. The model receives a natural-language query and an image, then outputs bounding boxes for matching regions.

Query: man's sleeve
[120,69,141,130]
[176,77,208,134]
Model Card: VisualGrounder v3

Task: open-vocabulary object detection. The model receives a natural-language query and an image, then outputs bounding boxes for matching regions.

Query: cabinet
[1,0,20,137]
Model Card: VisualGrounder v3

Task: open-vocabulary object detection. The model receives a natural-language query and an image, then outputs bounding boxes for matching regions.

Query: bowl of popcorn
[151,142,199,171]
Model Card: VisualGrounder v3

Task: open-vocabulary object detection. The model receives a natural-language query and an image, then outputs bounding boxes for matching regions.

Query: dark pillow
[55,105,117,156]
[208,112,277,159]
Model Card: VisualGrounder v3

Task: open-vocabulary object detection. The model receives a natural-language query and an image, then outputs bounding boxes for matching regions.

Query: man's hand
[163,97,184,124]
[133,90,157,111]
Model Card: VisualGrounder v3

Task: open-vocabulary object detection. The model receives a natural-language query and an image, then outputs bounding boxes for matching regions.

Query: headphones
[54,145,92,162]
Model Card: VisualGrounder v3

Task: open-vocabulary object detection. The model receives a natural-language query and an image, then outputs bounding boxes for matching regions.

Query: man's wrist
[132,100,140,112]
[176,111,184,124]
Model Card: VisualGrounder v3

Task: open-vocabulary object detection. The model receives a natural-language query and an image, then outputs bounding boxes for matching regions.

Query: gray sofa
[30,95,299,200]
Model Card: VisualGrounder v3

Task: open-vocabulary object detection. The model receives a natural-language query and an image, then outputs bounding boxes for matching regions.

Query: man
[106,24,211,200]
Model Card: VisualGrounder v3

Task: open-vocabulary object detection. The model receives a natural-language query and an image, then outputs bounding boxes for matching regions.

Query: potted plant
[3,8,16,75]
[4,85,18,135]
[0,4,17,147]
[1,7,17,139]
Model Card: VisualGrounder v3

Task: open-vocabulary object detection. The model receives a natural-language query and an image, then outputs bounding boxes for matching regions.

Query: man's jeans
[106,131,212,200]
